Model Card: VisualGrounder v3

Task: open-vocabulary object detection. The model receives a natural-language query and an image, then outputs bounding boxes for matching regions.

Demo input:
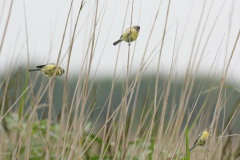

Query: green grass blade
[186,123,190,160]
[200,86,219,95]
[18,71,29,120]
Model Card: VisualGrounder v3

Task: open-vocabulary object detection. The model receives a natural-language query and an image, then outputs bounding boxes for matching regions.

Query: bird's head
[206,128,211,133]
[134,26,140,32]
[59,68,65,75]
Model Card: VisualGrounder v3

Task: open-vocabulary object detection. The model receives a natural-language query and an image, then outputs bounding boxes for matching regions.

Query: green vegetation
[1,71,240,159]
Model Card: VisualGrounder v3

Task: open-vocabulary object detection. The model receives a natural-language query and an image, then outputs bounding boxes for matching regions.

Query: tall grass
[0,0,240,160]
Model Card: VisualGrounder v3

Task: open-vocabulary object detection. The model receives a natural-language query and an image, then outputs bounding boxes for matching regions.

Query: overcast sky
[0,0,240,84]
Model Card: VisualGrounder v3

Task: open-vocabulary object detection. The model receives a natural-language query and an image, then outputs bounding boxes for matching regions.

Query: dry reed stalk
[151,0,171,159]
[101,0,130,159]
[154,20,178,159]
[209,29,240,159]
[0,0,13,55]
[46,0,75,159]
[170,34,225,160]
[173,0,208,139]
[75,1,97,159]
[56,1,86,159]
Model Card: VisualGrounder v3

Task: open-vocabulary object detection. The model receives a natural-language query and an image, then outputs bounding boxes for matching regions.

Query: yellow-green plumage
[189,128,211,152]
[113,26,140,46]
[29,63,65,77]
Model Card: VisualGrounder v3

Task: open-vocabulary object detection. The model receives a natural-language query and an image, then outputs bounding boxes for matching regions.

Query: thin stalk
[210,29,240,133]
[77,1,97,159]
[0,0,13,55]
[152,1,171,159]
[45,0,74,159]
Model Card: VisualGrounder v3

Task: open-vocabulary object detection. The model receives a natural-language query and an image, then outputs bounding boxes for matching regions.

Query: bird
[189,128,211,152]
[29,63,65,77]
[113,26,140,46]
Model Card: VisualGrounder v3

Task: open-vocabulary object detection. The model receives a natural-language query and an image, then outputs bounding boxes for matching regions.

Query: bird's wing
[126,28,132,38]
[47,66,57,72]
[45,66,56,75]
[119,28,128,39]
[126,32,131,39]
[36,63,56,68]
[120,28,131,40]
[51,66,57,70]
[193,131,203,145]
[36,64,46,68]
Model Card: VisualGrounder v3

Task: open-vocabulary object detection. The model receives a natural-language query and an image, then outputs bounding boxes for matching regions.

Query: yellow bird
[113,26,140,46]
[189,128,211,152]
[29,63,65,77]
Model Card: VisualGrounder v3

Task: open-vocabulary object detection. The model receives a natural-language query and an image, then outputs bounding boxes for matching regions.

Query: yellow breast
[200,131,210,142]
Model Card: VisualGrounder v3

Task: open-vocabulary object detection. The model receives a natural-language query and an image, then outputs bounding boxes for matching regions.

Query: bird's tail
[189,145,196,152]
[113,40,122,46]
[29,68,41,72]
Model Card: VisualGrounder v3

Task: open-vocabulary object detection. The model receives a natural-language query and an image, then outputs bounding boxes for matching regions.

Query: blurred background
[1,0,240,79]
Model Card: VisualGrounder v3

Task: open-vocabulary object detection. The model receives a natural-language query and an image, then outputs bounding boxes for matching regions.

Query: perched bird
[189,128,211,152]
[29,63,65,77]
[113,26,140,46]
